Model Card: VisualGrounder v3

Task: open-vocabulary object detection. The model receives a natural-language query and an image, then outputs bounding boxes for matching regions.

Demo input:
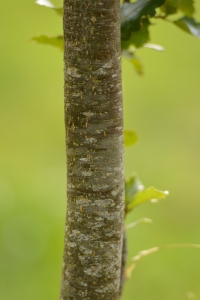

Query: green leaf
[124,130,139,146]
[125,175,144,207]
[121,18,150,49]
[174,16,200,38]
[179,0,194,17]
[121,0,165,41]
[161,0,194,17]
[127,186,169,212]
[32,35,64,50]
[123,49,144,74]
[36,0,63,16]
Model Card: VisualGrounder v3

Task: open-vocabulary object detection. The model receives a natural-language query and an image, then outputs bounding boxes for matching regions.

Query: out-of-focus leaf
[125,175,144,208]
[161,0,194,17]
[127,243,200,278]
[179,0,194,17]
[123,49,144,75]
[36,0,63,16]
[121,18,150,50]
[122,18,150,49]
[125,218,153,230]
[124,130,139,146]
[127,187,169,212]
[174,17,200,38]
[121,0,165,41]
[144,43,164,51]
[32,35,64,50]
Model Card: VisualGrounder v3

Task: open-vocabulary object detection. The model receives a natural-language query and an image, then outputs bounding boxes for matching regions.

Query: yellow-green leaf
[127,187,169,212]
[124,130,139,146]
[32,35,64,50]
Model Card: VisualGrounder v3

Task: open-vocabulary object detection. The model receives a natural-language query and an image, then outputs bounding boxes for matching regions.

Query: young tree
[60,1,124,299]
[33,0,200,299]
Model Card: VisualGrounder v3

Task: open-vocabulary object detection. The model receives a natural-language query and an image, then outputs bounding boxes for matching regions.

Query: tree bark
[60,1,124,299]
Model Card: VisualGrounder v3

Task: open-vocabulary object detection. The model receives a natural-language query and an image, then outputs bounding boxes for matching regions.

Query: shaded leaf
[161,0,194,17]
[36,0,63,16]
[127,186,169,212]
[121,18,150,49]
[179,0,194,17]
[32,35,64,50]
[121,0,165,41]
[174,16,200,38]
[124,130,139,146]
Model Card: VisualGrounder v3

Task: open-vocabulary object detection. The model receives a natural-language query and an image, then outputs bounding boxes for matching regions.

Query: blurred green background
[1,1,200,299]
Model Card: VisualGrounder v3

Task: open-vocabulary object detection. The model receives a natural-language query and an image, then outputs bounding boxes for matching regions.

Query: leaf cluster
[32,0,200,74]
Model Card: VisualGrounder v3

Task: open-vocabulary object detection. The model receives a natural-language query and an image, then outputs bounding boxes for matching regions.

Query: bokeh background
[1,1,200,299]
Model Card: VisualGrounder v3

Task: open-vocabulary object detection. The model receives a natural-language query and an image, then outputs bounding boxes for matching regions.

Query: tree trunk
[60,1,124,299]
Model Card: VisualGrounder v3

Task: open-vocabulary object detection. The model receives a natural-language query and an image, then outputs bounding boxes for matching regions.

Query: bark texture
[60,1,124,299]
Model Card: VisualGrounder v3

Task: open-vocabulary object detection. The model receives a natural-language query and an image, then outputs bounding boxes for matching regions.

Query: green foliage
[121,0,165,41]
[32,35,63,50]
[125,175,168,214]
[124,130,139,146]
[174,16,200,38]
[34,0,200,74]
[161,0,195,17]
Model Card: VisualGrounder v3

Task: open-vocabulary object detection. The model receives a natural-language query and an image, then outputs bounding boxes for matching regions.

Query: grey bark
[60,1,124,299]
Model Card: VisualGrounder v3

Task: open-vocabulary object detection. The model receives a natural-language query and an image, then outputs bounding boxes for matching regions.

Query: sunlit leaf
[32,35,64,50]
[36,0,54,8]
[121,0,165,41]
[127,186,169,212]
[174,17,200,38]
[124,130,139,146]
[36,0,63,16]
[144,43,164,51]
[125,175,144,207]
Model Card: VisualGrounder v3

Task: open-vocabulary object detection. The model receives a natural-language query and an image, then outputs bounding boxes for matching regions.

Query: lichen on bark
[60,0,124,299]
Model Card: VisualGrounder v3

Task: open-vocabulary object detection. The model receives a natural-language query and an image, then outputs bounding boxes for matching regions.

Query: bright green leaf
[36,0,63,16]
[125,175,144,207]
[127,186,169,212]
[121,0,165,41]
[32,35,64,50]
[174,16,200,38]
[124,130,139,146]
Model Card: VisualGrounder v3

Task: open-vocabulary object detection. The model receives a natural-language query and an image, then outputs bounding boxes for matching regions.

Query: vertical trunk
[60,1,124,299]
